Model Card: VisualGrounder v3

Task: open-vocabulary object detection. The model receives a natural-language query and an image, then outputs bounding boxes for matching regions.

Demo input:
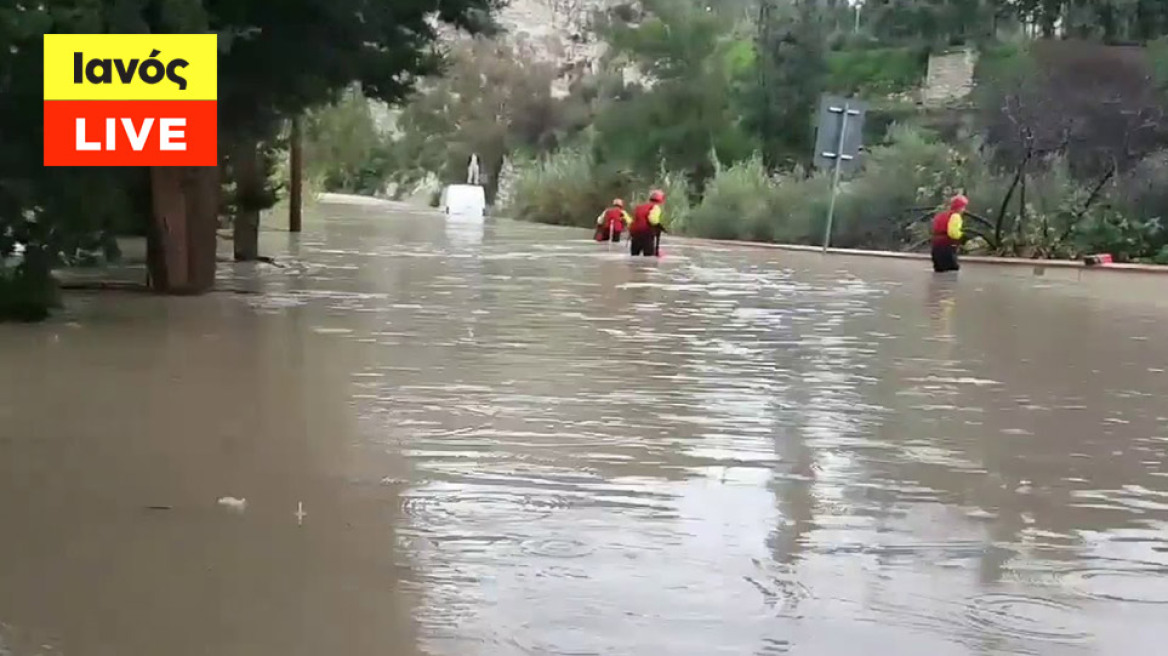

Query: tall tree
[207,0,499,260]
[0,0,500,318]
[592,0,756,185]
[747,0,827,170]
[390,36,577,205]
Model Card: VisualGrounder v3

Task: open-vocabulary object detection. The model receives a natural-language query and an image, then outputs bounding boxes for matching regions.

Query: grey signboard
[813,95,868,174]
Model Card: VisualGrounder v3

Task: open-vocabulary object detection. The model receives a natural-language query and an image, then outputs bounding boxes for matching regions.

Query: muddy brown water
[2,197,1168,655]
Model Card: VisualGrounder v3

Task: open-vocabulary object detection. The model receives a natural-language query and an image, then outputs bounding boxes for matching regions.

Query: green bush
[509,127,1168,264]
[684,157,776,241]
[504,149,637,227]
[683,126,963,248]
[504,148,693,230]
[303,89,395,197]
[656,170,693,234]
[1070,151,1168,261]
[826,47,928,96]
[831,124,962,248]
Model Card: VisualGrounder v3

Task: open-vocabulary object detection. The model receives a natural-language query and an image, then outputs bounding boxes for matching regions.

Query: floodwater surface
[2,197,1168,655]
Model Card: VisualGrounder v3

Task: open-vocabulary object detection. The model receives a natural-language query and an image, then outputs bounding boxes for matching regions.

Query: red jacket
[931,196,968,246]
[931,211,955,246]
[630,202,658,234]
[602,207,625,232]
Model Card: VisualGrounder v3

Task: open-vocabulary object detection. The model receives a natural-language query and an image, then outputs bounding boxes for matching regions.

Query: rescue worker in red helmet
[628,189,666,257]
[595,198,631,243]
[931,194,967,273]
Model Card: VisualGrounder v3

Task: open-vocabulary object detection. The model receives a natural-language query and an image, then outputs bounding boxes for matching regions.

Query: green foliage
[683,157,778,241]
[1149,36,1168,91]
[502,149,638,227]
[865,0,998,48]
[680,126,952,247]
[211,0,499,134]
[592,0,756,185]
[1032,0,1168,42]
[656,171,694,233]
[826,47,928,96]
[495,0,1168,267]
[832,125,963,247]
[389,36,587,204]
[302,89,395,197]
[745,0,828,169]
[502,147,693,233]
[1076,151,1168,262]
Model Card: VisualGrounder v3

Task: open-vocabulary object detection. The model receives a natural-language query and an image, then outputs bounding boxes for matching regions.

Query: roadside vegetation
[317,0,1168,264]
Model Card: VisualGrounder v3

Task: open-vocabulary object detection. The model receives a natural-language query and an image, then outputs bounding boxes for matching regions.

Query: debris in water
[295,501,306,526]
[145,505,172,511]
[217,496,247,513]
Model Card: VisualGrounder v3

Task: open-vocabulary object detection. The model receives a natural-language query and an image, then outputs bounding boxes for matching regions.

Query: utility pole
[289,116,303,233]
[813,95,867,251]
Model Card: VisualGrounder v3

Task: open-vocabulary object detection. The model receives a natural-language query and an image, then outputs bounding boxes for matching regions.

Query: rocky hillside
[496,0,605,58]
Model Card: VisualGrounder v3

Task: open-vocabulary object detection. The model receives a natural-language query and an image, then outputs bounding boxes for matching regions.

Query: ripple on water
[813,539,1004,563]
[400,487,572,529]
[744,558,812,617]
[519,537,596,559]
[758,637,792,654]
[1062,567,1168,604]
[962,593,1091,643]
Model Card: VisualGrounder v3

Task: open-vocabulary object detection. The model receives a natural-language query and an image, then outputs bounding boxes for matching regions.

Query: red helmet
[649,189,665,203]
[612,198,624,208]
[950,194,969,211]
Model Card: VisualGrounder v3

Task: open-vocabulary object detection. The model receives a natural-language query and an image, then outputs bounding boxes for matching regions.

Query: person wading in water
[931,194,968,273]
[628,190,666,257]
[595,198,631,243]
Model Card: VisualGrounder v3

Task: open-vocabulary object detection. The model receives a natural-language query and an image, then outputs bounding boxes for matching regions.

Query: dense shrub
[502,124,1168,264]
[502,149,693,230]
[679,126,959,248]
[825,47,928,96]
[683,157,776,241]
[503,149,637,227]
[302,90,396,197]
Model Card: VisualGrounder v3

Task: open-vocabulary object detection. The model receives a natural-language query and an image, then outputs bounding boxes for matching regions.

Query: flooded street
[3,197,1168,655]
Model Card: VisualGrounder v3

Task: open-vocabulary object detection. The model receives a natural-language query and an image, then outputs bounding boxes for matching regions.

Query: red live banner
[43,34,218,167]
[44,100,217,166]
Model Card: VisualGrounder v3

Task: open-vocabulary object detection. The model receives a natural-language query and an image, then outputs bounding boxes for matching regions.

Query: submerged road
[2,197,1168,655]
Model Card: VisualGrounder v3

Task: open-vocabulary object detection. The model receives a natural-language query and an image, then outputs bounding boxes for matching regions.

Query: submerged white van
[440,184,487,220]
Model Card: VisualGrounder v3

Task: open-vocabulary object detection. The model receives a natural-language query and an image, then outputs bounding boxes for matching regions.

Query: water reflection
[2,199,1168,655]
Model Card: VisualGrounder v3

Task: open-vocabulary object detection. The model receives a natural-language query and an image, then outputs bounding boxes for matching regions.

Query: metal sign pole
[821,103,859,253]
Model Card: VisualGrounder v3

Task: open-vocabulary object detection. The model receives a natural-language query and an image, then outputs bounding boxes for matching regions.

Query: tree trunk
[484,151,505,206]
[1015,170,1028,255]
[147,166,219,294]
[232,139,262,261]
[289,117,303,233]
[994,149,1031,249]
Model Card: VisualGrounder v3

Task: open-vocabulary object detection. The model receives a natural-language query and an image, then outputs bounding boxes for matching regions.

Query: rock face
[496,0,601,56]
[922,49,978,107]
[495,0,614,96]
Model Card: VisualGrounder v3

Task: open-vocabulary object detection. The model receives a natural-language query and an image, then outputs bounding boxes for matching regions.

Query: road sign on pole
[813,95,867,252]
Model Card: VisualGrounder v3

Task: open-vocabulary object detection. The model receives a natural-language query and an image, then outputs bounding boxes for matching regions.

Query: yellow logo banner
[44,34,217,101]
